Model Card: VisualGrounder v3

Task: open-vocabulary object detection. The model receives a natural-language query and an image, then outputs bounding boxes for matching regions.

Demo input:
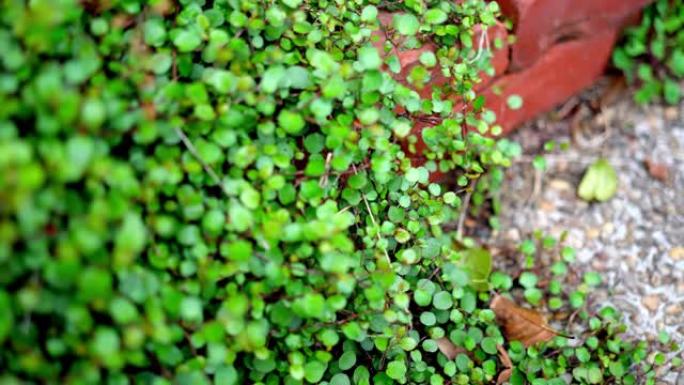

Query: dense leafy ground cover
[0,1,670,384]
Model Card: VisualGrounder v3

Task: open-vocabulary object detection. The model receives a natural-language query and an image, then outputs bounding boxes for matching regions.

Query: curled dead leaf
[496,344,513,385]
[497,368,512,385]
[497,344,512,368]
[436,337,467,360]
[490,294,559,347]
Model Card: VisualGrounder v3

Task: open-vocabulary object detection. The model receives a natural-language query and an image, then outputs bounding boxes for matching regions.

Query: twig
[362,192,391,265]
[566,305,585,333]
[174,127,230,197]
[376,14,401,58]
[319,152,333,187]
[467,28,490,64]
[514,154,654,168]
[378,339,392,371]
[426,267,441,282]
[527,166,543,206]
[354,165,391,265]
[555,96,580,120]
[570,111,612,149]
[171,51,178,80]
[456,180,477,240]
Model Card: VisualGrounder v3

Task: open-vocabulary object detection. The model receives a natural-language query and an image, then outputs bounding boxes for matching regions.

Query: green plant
[613,0,684,104]
[489,232,677,385]
[577,159,618,203]
[0,1,670,385]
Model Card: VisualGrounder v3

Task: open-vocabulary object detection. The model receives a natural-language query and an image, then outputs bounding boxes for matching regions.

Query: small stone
[664,106,678,120]
[564,229,585,249]
[666,304,681,314]
[548,179,572,192]
[642,295,660,312]
[648,115,661,129]
[586,227,600,239]
[626,255,638,268]
[539,200,555,212]
[651,275,663,286]
[601,222,614,238]
[577,249,594,263]
[644,159,670,182]
[655,358,672,376]
[665,313,681,325]
[505,228,520,242]
[670,247,684,261]
[627,189,643,200]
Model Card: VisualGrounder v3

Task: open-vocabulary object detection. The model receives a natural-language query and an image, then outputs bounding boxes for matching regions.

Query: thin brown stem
[174,127,230,197]
[456,180,477,240]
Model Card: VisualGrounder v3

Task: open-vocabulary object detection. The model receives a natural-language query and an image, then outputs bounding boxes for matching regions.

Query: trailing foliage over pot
[613,0,684,104]
[0,0,670,384]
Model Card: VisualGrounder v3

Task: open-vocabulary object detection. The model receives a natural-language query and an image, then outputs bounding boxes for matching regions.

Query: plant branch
[354,165,391,265]
[175,126,230,197]
[456,179,477,240]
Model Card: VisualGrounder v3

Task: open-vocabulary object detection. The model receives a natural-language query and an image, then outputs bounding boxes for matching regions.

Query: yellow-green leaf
[578,159,618,202]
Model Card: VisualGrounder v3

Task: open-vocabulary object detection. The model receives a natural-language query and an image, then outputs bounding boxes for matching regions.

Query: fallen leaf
[436,337,467,360]
[497,368,512,385]
[496,344,513,385]
[460,247,492,292]
[577,158,618,202]
[490,294,559,347]
[644,159,669,182]
[497,344,512,368]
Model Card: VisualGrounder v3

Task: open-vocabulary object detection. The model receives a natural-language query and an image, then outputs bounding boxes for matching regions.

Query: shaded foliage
[614,0,684,104]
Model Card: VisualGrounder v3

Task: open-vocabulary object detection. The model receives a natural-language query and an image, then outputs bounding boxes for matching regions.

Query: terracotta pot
[372,0,653,156]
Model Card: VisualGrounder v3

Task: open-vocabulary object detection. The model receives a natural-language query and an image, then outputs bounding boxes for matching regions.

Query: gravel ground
[486,84,684,384]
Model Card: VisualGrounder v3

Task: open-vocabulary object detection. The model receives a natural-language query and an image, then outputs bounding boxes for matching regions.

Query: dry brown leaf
[497,344,512,368]
[497,368,512,385]
[436,337,467,360]
[496,344,513,385]
[490,294,558,347]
